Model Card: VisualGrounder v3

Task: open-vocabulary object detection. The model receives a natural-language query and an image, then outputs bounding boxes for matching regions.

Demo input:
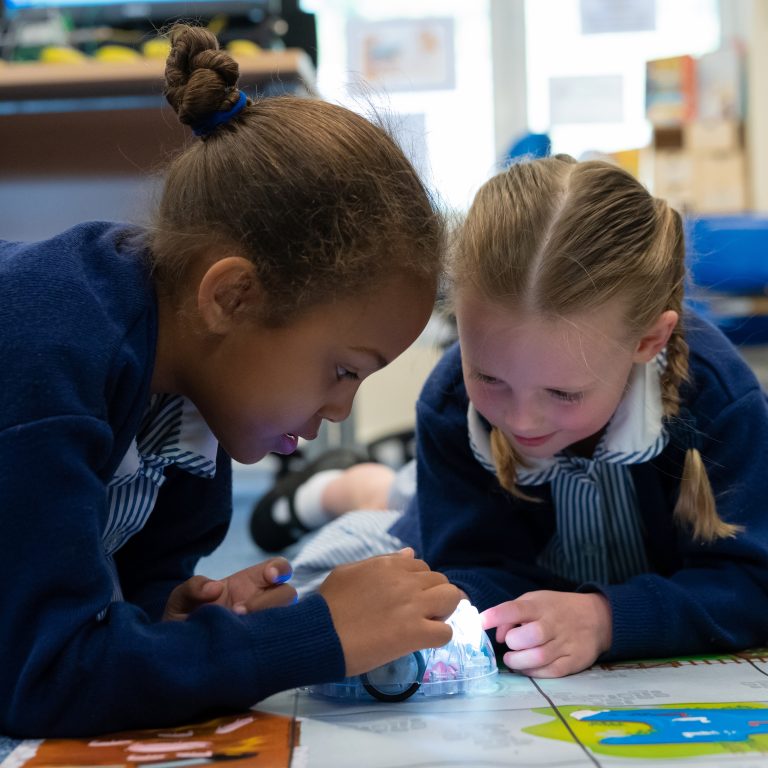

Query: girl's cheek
[469,390,502,427]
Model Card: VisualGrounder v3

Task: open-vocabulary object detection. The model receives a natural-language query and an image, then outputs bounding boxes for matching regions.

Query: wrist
[591,592,613,653]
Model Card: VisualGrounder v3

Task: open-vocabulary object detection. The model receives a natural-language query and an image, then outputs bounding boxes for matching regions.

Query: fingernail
[274,571,293,584]
[233,603,247,615]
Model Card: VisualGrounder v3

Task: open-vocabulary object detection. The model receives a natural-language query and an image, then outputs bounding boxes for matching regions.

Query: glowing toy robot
[309,599,498,702]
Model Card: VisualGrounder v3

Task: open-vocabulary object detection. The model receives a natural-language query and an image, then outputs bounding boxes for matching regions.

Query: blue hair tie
[192,90,247,137]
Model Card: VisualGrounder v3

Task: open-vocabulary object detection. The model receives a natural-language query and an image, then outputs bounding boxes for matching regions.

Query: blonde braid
[489,427,538,501]
[659,209,743,542]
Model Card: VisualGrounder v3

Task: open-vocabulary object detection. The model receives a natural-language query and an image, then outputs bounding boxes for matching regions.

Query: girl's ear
[197,256,259,335]
[633,309,679,363]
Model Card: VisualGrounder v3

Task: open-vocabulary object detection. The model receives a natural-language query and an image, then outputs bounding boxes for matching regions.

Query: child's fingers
[481,597,539,630]
[415,614,455,649]
[397,546,416,558]
[238,583,297,613]
[421,581,463,622]
[507,653,573,679]
[495,623,516,643]
[187,576,224,601]
[263,557,293,585]
[163,577,223,621]
[504,620,549,651]
[503,640,559,673]
[481,601,520,630]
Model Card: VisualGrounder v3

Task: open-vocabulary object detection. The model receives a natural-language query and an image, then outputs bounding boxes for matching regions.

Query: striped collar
[102,394,218,609]
[137,394,219,479]
[111,394,219,487]
[468,356,669,484]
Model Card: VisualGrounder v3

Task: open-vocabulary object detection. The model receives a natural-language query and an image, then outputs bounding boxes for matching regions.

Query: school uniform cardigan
[390,313,768,662]
[0,223,345,737]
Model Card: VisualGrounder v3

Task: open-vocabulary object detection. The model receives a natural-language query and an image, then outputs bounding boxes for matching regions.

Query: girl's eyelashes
[472,370,582,402]
[549,389,583,403]
[336,365,360,382]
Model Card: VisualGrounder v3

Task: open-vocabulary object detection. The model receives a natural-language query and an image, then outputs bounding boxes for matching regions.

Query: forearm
[594,567,768,661]
[3,594,344,737]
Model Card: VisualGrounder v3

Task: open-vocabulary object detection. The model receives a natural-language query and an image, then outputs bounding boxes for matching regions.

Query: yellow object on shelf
[94,44,142,62]
[227,39,263,58]
[610,148,642,179]
[40,45,88,64]
[142,38,171,60]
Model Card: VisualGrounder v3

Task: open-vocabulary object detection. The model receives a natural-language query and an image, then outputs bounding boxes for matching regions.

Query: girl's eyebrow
[350,346,388,370]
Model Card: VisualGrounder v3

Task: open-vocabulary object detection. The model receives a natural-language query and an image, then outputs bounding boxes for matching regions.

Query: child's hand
[481,591,612,678]
[163,558,296,621]
[318,550,462,677]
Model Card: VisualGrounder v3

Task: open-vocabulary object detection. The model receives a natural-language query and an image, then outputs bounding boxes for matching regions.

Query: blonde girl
[292,155,768,677]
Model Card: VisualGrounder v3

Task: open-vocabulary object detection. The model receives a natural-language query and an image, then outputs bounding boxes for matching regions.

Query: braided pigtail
[489,427,538,502]
[658,207,742,542]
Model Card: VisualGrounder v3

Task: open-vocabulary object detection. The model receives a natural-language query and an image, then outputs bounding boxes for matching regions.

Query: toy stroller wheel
[361,652,427,703]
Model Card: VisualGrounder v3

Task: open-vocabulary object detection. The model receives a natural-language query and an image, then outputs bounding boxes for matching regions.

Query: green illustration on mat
[525,702,768,758]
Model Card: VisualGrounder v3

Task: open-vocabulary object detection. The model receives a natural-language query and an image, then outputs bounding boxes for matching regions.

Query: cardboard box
[685,119,743,153]
[697,44,746,121]
[653,149,695,211]
[646,55,697,126]
[652,125,684,150]
[692,150,748,214]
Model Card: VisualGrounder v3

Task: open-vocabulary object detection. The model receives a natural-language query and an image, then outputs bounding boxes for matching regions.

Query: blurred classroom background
[2,0,767,571]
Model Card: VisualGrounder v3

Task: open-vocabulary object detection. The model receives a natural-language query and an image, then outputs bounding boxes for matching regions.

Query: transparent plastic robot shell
[308,599,498,702]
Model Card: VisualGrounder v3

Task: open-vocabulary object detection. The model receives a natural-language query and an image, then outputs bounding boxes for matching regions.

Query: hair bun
[164,24,241,127]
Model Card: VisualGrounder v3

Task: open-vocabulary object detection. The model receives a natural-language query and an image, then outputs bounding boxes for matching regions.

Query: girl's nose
[502,398,541,435]
[318,391,355,424]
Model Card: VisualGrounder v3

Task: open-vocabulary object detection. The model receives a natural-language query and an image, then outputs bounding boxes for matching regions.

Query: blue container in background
[685,215,768,345]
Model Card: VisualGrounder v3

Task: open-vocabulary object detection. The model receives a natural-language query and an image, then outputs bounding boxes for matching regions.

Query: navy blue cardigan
[391,314,768,661]
[0,223,345,737]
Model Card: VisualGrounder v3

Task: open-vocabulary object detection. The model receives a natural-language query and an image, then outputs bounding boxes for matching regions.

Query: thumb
[164,576,223,621]
[191,575,225,602]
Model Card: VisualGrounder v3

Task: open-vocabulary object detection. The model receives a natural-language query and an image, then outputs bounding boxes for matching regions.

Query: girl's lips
[275,433,299,455]
[513,432,555,448]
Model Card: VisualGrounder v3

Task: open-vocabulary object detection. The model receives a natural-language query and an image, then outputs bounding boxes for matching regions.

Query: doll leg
[250,431,417,553]
[249,448,367,552]
[290,509,405,597]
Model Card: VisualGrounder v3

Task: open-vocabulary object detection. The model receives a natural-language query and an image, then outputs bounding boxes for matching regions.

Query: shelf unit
[0,49,315,175]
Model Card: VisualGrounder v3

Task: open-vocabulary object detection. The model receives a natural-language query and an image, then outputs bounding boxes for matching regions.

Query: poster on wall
[549,75,625,124]
[346,17,456,93]
[390,112,430,179]
[580,0,656,34]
